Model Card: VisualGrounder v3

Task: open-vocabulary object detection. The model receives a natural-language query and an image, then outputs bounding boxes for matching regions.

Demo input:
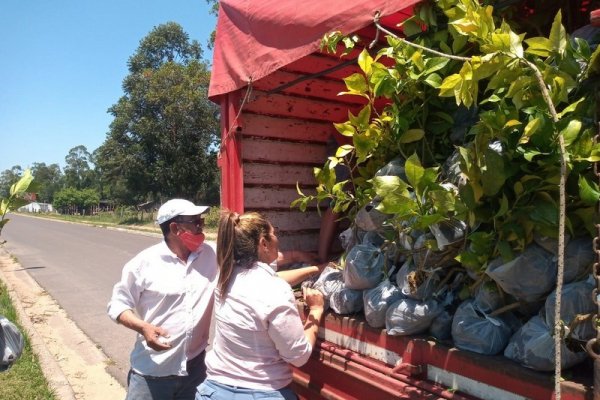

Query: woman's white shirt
[205,261,312,390]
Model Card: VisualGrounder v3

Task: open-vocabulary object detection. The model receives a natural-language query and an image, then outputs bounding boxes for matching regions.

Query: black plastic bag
[486,243,556,302]
[451,300,512,355]
[363,280,403,328]
[0,316,24,372]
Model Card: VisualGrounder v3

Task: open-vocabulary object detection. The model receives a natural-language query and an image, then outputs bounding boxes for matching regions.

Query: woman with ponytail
[196,211,324,400]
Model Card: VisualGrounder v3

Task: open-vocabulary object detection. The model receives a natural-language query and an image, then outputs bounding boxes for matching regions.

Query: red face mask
[178,231,205,252]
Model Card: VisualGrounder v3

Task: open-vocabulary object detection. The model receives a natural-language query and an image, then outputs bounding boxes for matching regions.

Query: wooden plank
[244,186,316,210]
[244,163,318,187]
[283,54,362,81]
[241,114,335,142]
[259,210,322,232]
[252,70,365,105]
[242,137,326,164]
[244,90,362,123]
[278,232,320,253]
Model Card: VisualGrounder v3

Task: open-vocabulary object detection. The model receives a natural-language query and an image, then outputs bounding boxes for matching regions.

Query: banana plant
[0,169,36,243]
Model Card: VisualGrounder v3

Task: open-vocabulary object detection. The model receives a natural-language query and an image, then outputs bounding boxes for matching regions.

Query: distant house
[18,202,54,213]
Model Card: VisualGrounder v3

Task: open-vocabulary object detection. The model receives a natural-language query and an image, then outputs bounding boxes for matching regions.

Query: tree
[53,187,100,215]
[95,22,220,205]
[0,166,23,199]
[63,145,94,190]
[205,0,219,49]
[31,162,63,203]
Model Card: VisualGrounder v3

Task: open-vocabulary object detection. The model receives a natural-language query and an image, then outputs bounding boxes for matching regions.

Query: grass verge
[0,280,56,400]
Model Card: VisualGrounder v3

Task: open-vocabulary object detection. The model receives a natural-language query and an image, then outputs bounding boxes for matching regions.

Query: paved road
[2,214,162,387]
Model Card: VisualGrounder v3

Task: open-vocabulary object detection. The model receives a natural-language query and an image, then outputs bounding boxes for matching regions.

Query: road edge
[0,246,76,400]
[0,245,127,400]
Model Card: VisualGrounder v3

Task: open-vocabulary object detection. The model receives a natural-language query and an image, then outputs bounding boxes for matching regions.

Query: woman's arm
[302,288,324,348]
[276,265,319,286]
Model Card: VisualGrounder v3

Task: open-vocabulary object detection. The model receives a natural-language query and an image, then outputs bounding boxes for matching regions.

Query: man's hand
[117,310,172,351]
[141,323,172,351]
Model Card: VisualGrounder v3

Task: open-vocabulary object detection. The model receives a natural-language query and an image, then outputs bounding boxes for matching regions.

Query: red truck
[208,1,599,398]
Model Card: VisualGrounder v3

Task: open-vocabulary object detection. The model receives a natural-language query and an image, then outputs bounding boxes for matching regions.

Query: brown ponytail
[216,210,272,296]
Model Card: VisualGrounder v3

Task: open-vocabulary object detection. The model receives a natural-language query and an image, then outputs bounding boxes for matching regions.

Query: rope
[218,78,253,156]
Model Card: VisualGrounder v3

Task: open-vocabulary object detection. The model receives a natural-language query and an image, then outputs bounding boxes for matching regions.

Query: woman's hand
[303,287,324,311]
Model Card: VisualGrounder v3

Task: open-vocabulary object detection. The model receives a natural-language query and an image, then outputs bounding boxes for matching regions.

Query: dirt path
[0,247,126,400]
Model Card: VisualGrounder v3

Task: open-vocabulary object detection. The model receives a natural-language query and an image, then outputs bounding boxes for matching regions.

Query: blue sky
[0,0,216,173]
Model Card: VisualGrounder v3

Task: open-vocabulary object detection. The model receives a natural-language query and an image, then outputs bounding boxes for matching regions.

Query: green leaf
[0,199,9,215]
[459,184,477,210]
[400,129,425,143]
[451,18,478,35]
[481,94,501,104]
[402,19,423,37]
[557,97,585,119]
[523,149,543,161]
[334,122,355,137]
[372,176,409,197]
[352,104,371,129]
[560,119,581,147]
[579,175,600,205]
[432,112,453,125]
[530,196,558,226]
[549,10,567,56]
[379,193,418,215]
[342,37,357,54]
[497,240,514,261]
[405,154,424,189]
[335,144,354,158]
[490,33,512,55]
[343,73,368,94]
[495,194,509,217]
[458,146,472,173]
[358,49,374,76]
[586,44,600,77]
[439,74,462,97]
[452,34,468,55]
[503,119,522,128]
[519,117,542,144]
[424,73,442,88]
[10,169,34,197]
[481,148,506,196]
[417,213,446,228]
[410,49,426,71]
[430,189,456,212]
[508,31,524,57]
[353,133,373,163]
[424,57,450,75]
[524,37,552,57]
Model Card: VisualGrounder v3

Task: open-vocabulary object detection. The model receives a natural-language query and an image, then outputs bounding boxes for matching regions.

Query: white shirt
[205,261,312,390]
[107,241,218,377]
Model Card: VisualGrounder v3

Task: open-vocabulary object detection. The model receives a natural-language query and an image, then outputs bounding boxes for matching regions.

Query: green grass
[0,281,56,400]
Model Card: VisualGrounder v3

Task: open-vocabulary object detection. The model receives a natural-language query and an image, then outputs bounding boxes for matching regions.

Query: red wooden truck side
[209,1,596,398]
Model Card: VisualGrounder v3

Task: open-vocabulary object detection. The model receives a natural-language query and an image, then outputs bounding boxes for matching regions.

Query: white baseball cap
[156,199,210,225]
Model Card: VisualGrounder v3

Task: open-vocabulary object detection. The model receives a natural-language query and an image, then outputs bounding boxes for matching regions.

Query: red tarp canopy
[208,0,422,100]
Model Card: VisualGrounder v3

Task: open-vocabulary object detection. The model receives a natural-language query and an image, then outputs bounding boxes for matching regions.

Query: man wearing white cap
[108,198,218,400]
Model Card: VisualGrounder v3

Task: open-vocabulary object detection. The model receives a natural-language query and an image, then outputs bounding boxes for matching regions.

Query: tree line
[0,22,220,215]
